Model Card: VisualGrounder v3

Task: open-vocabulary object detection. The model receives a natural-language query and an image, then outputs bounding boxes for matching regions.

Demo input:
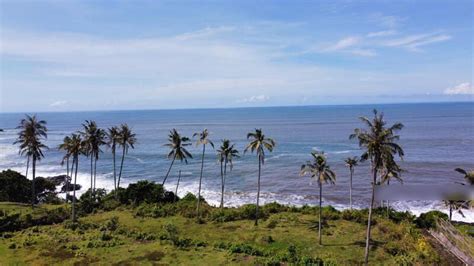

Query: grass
[0,202,457,265]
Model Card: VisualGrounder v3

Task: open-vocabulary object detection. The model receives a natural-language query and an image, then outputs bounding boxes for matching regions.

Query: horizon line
[0,100,473,115]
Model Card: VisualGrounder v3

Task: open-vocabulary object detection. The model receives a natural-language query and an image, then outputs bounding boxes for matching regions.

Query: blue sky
[0,0,472,112]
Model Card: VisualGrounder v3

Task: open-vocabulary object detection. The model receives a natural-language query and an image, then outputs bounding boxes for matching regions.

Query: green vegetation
[0,199,447,265]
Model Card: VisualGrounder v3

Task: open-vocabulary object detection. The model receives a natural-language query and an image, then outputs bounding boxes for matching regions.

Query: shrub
[229,243,264,256]
[415,211,448,229]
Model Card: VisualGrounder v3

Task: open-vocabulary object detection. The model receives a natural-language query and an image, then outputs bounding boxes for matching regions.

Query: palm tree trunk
[197,144,206,218]
[220,160,224,209]
[31,157,36,208]
[94,157,97,197]
[349,167,353,210]
[118,146,126,188]
[66,157,70,203]
[364,168,377,265]
[90,155,93,199]
[319,181,322,245]
[255,156,261,226]
[112,145,117,195]
[449,204,452,221]
[25,155,30,178]
[174,170,181,203]
[72,156,79,223]
[162,154,176,186]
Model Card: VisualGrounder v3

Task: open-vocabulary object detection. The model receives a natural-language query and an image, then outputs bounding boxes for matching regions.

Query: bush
[415,211,448,229]
[0,170,33,203]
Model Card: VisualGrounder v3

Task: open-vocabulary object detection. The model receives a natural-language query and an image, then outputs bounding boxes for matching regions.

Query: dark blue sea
[1,102,473,220]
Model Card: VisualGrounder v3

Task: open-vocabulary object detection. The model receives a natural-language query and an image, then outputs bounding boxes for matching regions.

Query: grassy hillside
[0,201,453,265]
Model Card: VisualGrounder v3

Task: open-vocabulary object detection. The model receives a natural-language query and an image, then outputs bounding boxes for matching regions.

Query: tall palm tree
[350,109,404,265]
[244,128,275,226]
[301,151,336,245]
[58,136,73,202]
[107,126,121,192]
[194,129,214,218]
[344,156,358,210]
[117,124,136,189]
[162,129,192,186]
[14,115,48,208]
[217,139,240,208]
[81,121,106,197]
[69,134,84,223]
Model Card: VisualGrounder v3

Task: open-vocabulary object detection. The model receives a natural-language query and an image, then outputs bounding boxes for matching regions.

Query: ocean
[1,102,473,221]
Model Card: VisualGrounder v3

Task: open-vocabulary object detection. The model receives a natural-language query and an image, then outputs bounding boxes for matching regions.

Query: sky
[0,0,473,112]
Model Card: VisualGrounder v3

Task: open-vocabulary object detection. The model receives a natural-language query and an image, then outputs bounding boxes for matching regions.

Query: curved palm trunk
[255,156,262,226]
[31,157,36,208]
[197,144,206,218]
[219,160,224,209]
[174,170,181,203]
[364,167,378,265]
[25,155,30,178]
[162,154,177,186]
[318,180,322,245]
[449,204,452,221]
[72,156,79,223]
[349,167,353,210]
[118,146,126,188]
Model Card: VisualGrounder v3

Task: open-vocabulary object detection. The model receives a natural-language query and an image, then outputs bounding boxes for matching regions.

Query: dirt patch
[115,250,165,265]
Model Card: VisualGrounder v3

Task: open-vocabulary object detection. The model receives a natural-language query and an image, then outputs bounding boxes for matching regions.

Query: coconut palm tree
[454,168,474,185]
[344,156,358,210]
[107,126,121,192]
[350,109,404,265]
[58,136,73,202]
[14,115,48,208]
[244,128,275,226]
[217,139,240,208]
[117,124,136,189]
[69,134,84,223]
[81,120,106,197]
[162,129,192,186]
[301,151,336,245]
[194,129,214,218]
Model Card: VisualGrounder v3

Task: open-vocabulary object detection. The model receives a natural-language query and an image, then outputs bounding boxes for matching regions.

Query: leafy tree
[244,129,275,226]
[301,151,336,245]
[13,115,48,208]
[162,129,192,186]
[194,129,214,219]
[0,170,31,203]
[350,109,404,265]
[217,139,240,208]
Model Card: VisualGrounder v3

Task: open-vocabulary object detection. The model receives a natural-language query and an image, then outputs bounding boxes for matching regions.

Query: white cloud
[369,13,404,28]
[367,30,397,38]
[383,33,451,51]
[444,82,473,95]
[237,95,270,103]
[324,36,360,51]
[49,100,68,107]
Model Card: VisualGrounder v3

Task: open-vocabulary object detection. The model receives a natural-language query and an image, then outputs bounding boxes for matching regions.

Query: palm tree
[69,134,84,223]
[162,129,192,186]
[454,168,474,185]
[194,129,214,218]
[107,126,121,192]
[344,156,358,210]
[350,109,404,265]
[117,124,136,189]
[14,115,48,208]
[58,136,73,202]
[301,151,336,245]
[81,120,97,197]
[244,128,275,226]
[217,139,240,208]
